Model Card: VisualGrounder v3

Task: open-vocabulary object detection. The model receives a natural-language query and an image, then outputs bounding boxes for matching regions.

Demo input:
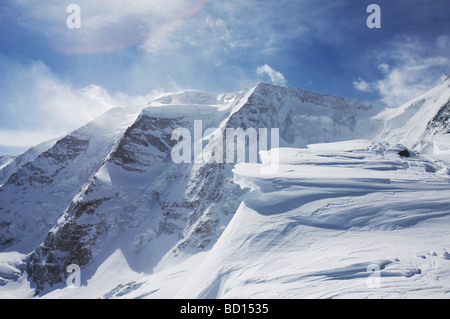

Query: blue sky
[0,0,449,155]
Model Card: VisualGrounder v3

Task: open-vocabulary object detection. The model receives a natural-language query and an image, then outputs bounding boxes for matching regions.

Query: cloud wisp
[0,58,161,153]
[256,64,287,86]
[353,36,450,107]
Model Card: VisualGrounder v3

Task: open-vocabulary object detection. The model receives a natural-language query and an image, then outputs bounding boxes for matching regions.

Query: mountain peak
[252,81,291,91]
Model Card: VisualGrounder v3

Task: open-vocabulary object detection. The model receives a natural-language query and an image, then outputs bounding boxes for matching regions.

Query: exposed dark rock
[41,136,89,163]
[428,99,450,134]
[7,135,89,187]
[110,115,188,172]
[27,197,110,294]
[398,149,411,158]
[102,281,146,299]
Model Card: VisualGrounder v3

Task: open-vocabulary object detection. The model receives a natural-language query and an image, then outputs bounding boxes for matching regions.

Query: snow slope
[175,141,450,298]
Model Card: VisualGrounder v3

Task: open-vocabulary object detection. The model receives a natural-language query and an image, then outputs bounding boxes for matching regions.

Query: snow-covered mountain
[1,80,450,298]
[376,76,450,153]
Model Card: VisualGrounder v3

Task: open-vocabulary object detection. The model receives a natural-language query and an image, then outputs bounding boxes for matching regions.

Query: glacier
[0,79,450,298]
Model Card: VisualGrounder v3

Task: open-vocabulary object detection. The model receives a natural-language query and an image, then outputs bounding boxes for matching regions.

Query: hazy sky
[0,0,449,155]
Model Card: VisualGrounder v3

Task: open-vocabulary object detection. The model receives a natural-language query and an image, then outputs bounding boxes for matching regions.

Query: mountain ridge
[1,80,449,296]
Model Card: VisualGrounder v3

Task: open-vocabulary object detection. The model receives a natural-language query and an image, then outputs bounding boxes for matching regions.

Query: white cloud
[353,78,372,92]
[378,64,390,74]
[0,130,58,148]
[141,15,241,57]
[12,0,211,54]
[137,0,310,68]
[0,58,161,152]
[437,35,450,49]
[0,59,112,128]
[256,64,287,86]
[354,37,450,107]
